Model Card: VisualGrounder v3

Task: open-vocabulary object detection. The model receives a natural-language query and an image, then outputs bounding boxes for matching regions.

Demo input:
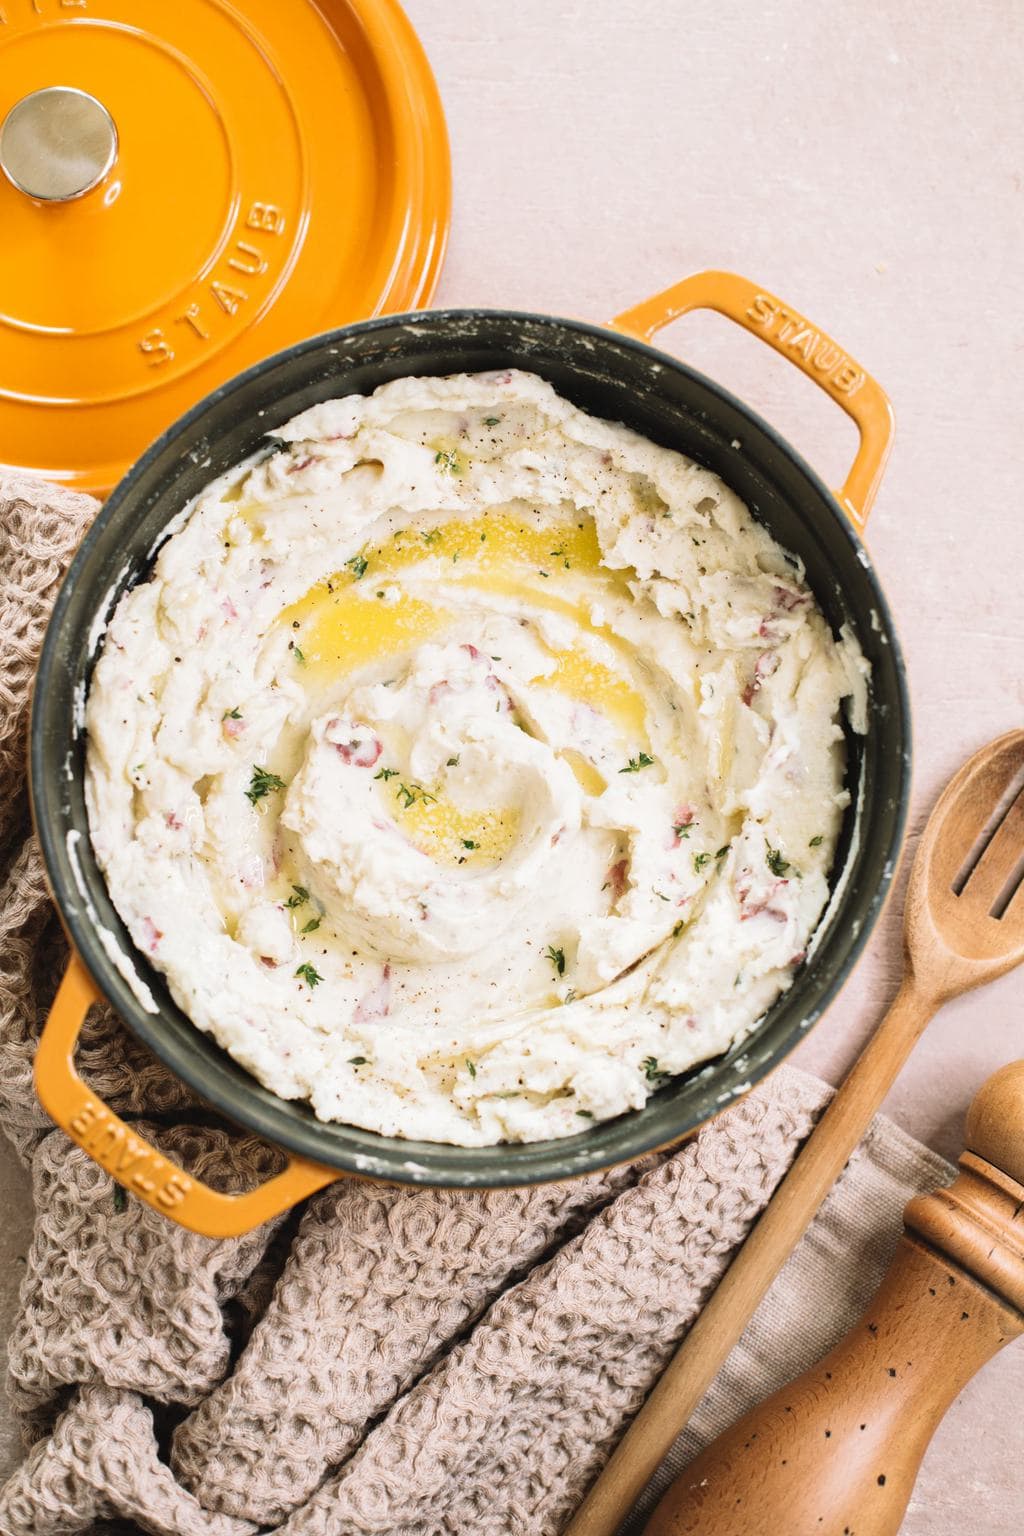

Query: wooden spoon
[565,729,1024,1536]
[644,1059,1024,1535]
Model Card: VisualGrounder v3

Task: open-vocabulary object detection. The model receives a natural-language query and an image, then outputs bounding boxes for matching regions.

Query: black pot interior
[32,311,911,1185]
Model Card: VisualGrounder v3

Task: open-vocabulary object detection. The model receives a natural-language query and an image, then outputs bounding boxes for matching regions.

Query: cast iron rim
[31,308,912,1185]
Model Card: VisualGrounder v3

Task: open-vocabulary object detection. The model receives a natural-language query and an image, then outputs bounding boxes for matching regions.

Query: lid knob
[0,86,118,202]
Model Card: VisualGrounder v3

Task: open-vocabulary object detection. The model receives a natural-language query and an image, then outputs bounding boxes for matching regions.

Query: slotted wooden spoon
[566,729,1024,1536]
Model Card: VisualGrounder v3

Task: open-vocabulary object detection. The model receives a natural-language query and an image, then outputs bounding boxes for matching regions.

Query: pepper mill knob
[0,86,118,203]
[644,1062,1024,1536]
[964,1059,1024,1182]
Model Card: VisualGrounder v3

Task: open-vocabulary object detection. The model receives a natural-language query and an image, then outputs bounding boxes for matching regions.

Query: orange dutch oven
[29,269,908,1236]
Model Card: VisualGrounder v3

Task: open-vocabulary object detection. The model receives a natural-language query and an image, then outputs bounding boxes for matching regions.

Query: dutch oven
[30,270,910,1236]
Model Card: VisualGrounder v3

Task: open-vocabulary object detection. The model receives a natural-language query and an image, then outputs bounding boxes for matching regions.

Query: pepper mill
[645,1061,1024,1536]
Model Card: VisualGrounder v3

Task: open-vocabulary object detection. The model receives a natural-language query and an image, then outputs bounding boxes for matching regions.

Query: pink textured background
[1,0,1021,1526]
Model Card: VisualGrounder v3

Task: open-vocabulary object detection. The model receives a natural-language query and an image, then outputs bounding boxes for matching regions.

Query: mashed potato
[85,371,867,1144]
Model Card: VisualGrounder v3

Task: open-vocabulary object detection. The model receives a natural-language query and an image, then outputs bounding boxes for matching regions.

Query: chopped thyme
[345,554,368,579]
[642,1056,671,1082]
[462,838,480,850]
[435,448,462,474]
[693,851,711,872]
[375,766,399,781]
[284,885,309,908]
[576,1109,595,1120]
[549,548,565,557]
[295,962,322,988]
[564,988,577,1004]
[483,415,501,427]
[301,917,321,934]
[716,846,729,859]
[620,752,655,774]
[809,834,824,847]
[421,529,442,545]
[545,944,566,976]
[245,765,286,805]
[672,822,692,839]
[766,845,791,877]
[446,755,460,767]
[292,645,306,664]
[672,920,684,937]
[466,1059,477,1078]
[223,706,242,720]
[112,1185,127,1213]
[396,782,437,810]
[538,569,549,578]
[348,1055,368,1066]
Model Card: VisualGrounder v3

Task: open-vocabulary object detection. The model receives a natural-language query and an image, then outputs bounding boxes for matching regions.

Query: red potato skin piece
[330,726,382,768]
[606,859,629,901]
[353,964,392,1023]
[141,916,162,953]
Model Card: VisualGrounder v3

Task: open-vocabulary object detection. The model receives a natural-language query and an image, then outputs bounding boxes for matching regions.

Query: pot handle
[35,953,339,1238]
[612,269,894,531]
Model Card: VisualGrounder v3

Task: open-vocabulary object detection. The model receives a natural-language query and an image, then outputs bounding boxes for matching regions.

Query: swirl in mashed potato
[85,371,867,1145]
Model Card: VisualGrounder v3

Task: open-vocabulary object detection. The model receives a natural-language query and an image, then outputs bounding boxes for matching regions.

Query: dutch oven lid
[0,0,450,495]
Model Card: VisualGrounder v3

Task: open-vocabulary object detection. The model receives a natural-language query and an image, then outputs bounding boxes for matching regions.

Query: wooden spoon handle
[644,1061,1024,1536]
[564,977,935,1536]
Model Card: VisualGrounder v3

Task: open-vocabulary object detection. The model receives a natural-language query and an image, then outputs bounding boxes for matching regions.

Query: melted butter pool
[274,508,651,860]
[374,776,522,868]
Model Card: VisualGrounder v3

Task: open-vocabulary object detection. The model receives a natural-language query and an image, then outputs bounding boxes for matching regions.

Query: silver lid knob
[0,86,118,203]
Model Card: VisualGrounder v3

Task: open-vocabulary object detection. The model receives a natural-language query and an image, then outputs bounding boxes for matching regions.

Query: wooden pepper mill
[645,1061,1024,1535]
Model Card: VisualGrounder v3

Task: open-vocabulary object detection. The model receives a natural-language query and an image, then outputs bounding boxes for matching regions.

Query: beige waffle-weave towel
[0,474,952,1536]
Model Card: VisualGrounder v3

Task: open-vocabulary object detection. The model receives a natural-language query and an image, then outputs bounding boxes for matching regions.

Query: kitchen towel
[0,473,953,1536]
